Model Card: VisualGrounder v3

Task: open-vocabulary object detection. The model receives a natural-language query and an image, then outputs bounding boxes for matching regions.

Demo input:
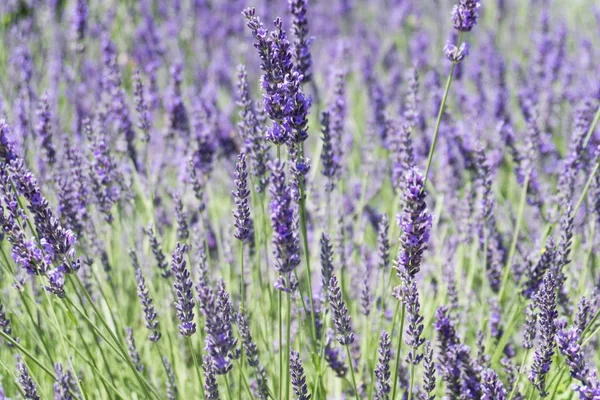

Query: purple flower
[555,318,600,399]
[395,168,432,277]
[481,369,506,400]
[36,94,56,166]
[320,111,337,191]
[167,63,190,137]
[203,356,220,399]
[529,272,558,397]
[374,330,391,400]
[163,356,178,400]
[17,358,40,400]
[422,341,436,400]
[232,152,252,241]
[133,69,151,143]
[444,41,469,63]
[328,274,354,346]
[452,0,481,32]
[320,232,334,290]
[325,336,348,377]
[236,65,269,193]
[403,276,425,365]
[377,214,390,270]
[204,280,238,375]
[71,0,88,49]
[126,327,144,372]
[290,349,311,400]
[173,193,189,241]
[0,120,18,162]
[135,267,161,342]
[289,0,313,84]
[237,308,269,398]
[171,243,196,336]
[144,225,170,278]
[269,160,300,291]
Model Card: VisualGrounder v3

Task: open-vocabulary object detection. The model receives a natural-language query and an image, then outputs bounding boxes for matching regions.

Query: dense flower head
[16,357,40,400]
[232,152,252,241]
[395,167,432,277]
[328,274,354,345]
[444,41,469,63]
[269,160,301,290]
[529,272,558,397]
[320,232,334,290]
[374,330,391,400]
[290,349,312,400]
[481,369,506,400]
[135,267,161,342]
[171,243,196,336]
[452,0,481,32]
[289,0,313,83]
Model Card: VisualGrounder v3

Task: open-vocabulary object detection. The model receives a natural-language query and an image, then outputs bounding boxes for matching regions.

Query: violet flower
[171,243,196,336]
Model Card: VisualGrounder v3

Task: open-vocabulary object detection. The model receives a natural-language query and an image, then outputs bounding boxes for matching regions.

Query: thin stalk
[224,373,234,400]
[279,290,283,400]
[422,36,462,188]
[240,241,245,309]
[498,173,530,304]
[286,291,292,400]
[391,302,407,400]
[507,349,529,400]
[187,336,206,398]
[582,103,600,149]
[0,329,56,378]
[574,161,599,216]
[345,345,360,400]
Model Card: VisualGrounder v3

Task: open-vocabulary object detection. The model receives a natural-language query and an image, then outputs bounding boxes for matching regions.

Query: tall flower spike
[135,267,161,342]
[171,243,196,336]
[233,152,252,241]
[174,193,189,241]
[53,363,75,400]
[523,302,537,350]
[133,69,151,143]
[236,65,269,194]
[320,232,334,290]
[555,318,600,397]
[452,0,481,32]
[36,93,56,166]
[289,0,313,84]
[377,214,390,270]
[237,308,269,398]
[481,369,506,400]
[404,276,425,365]
[395,168,432,278]
[203,356,220,400]
[328,274,354,345]
[205,280,238,375]
[0,300,15,346]
[126,327,144,372]
[290,349,312,400]
[320,111,337,192]
[529,272,558,397]
[374,330,391,400]
[422,341,436,400]
[17,358,40,400]
[269,160,300,292]
[167,63,190,137]
[144,225,170,278]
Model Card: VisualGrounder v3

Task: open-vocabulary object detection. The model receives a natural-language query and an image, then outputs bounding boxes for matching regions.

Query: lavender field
[0,0,599,399]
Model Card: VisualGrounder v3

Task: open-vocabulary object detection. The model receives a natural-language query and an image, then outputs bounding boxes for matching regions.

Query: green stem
[498,173,530,304]
[286,291,292,400]
[422,52,460,187]
[240,241,245,309]
[582,103,600,149]
[187,336,206,398]
[346,345,360,400]
[507,349,529,400]
[391,302,407,400]
[279,290,283,400]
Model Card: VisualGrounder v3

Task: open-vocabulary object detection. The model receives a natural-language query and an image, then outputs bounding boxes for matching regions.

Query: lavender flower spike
[452,0,481,32]
[233,152,252,241]
[289,0,313,84]
[135,267,161,342]
[328,274,354,345]
[17,358,40,400]
[395,168,432,278]
[171,243,196,336]
[374,330,391,400]
[481,369,506,400]
[269,160,300,292]
[203,356,220,400]
[290,349,312,400]
[529,272,558,397]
